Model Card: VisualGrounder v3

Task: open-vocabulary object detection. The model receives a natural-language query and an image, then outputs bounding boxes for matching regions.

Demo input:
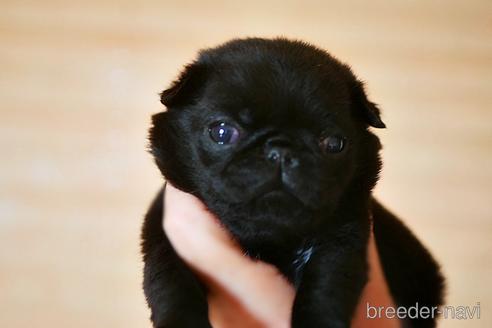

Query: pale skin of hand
[163,184,401,328]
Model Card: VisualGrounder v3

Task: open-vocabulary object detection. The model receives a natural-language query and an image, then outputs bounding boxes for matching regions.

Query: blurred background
[1,1,491,327]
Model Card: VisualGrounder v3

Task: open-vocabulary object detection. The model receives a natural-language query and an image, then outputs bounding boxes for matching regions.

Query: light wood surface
[1,1,491,327]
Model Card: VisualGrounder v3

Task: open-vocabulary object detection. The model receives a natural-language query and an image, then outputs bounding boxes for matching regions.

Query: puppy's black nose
[265,137,299,169]
[267,147,298,168]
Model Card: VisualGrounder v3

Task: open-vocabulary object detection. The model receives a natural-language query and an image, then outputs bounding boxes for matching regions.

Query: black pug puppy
[141,38,444,328]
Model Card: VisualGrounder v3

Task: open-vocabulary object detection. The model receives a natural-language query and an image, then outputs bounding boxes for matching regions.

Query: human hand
[163,184,400,328]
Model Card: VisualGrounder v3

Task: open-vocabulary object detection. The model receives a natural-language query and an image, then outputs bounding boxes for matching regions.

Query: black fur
[141,38,445,327]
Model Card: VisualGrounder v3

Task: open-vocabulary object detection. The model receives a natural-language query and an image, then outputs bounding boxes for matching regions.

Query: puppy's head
[150,38,385,240]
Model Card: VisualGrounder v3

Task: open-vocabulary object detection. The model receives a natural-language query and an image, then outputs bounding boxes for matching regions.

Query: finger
[163,184,294,325]
[163,184,238,260]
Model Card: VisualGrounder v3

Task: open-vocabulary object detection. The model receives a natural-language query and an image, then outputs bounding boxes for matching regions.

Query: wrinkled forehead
[198,59,354,130]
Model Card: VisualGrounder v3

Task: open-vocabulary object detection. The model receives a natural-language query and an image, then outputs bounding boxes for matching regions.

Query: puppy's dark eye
[209,122,240,145]
[320,135,346,154]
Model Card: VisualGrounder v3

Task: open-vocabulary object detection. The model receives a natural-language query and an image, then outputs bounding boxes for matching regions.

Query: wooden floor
[1,1,491,327]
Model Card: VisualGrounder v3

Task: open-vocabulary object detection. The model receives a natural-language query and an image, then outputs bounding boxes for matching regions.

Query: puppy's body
[141,38,444,327]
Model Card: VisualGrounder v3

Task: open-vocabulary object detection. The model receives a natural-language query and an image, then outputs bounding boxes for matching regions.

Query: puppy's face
[151,39,385,238]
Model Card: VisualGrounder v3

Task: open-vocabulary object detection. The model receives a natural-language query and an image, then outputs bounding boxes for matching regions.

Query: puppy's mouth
[252,178,302,203]
[259,186,290,199]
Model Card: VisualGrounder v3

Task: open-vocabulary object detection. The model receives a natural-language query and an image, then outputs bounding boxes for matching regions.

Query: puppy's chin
[213,184,318,212]
[210,185,320,226]
[219,190,316,238]
[211,173,326,209]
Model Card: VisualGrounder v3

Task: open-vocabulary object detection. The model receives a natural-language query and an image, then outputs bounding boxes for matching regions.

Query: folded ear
[160,62,207,108]
[148,111,195,193]
[351,80,386,129]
